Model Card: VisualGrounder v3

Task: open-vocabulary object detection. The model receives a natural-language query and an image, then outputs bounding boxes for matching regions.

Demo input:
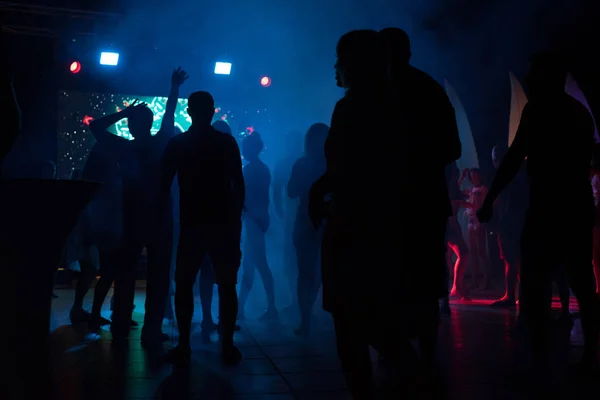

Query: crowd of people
[3,25,600,398]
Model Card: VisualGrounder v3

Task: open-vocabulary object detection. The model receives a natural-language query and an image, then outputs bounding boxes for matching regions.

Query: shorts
[176,222,242,286]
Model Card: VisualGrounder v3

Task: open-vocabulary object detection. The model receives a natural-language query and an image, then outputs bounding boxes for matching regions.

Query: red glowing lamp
[260,76,271,87]
[70,61,82,74]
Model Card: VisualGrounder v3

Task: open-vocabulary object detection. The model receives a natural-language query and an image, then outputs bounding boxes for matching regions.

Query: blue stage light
[100,52,120,66]
[214,62,232,75]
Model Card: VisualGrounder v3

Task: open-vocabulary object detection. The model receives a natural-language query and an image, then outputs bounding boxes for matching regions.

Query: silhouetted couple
[309,28,460,398]
[158,91,245,365]
[478,52,599,378]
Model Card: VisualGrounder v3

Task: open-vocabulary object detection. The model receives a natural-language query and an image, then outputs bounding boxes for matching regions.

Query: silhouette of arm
[228,137,246,216]
[89,110,131,147]
[485,107,529,204]
[159,87,178,137]
[287,160,303,199]
[159,68,188,137]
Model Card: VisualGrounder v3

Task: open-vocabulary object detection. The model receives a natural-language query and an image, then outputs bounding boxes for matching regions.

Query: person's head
[242,132,264,161]
[379,27,411,67]
[492,143,508,169]
[335,29,386,89]
[38,160,56,179]
[187,91,215,126]
[212,120,232,135]
[468,168,483,186]
[525,51,567,97]
[304,123,329,159]
[127,105,154,141]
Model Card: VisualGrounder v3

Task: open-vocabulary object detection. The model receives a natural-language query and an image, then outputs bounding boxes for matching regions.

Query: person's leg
[295,235,321,335]
[449,242,470,299]
[199,257,216,329]
[249,227,277,320]
[90,251,118,329]
[111,236,144,338]
[332,311,373,399]
[519,224,555,371]
[171,230,202,363]
[142,227,173,343]
[71,258,96,317]
[564,234,599,367]
[211,222,243,365]
[237,247,255,320]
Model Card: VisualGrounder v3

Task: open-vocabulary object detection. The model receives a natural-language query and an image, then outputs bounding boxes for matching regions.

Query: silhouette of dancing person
[194,120,233,332]
[310,29,423,398]
[192,120,241,333]
[478,52,599,373]
[238,132,278,321]
[273,130,304,311]
[89,68,188,344]
[288,123,328,336]
[443,162,471,305]
[159,91,245,365]
[380,27,461,366]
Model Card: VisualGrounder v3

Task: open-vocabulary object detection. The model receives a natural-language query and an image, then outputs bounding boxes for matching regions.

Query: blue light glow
[100,52,120,66]
[214,62,232,75]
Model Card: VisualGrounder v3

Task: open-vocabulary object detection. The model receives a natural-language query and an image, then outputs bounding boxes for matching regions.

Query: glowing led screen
[57,91,233,178]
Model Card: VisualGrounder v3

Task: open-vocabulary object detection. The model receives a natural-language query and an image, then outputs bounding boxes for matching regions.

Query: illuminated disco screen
[56,91,235,178]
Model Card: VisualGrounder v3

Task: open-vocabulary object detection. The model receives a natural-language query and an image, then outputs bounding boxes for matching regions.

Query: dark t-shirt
[164,126,244,228]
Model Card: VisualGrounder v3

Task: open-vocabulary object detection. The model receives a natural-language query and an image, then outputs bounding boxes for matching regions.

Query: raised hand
[172,67,189,87]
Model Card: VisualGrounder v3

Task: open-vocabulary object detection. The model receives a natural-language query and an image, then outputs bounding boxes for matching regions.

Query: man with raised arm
[478,52,599,373]
[158,91,245,366]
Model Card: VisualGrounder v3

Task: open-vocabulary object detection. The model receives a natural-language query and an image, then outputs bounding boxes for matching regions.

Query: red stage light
[260,76,271,87]
[70,61,81,74]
